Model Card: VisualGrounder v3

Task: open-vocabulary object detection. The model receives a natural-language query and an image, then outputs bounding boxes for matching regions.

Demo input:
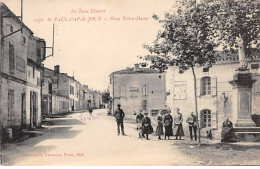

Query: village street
[2,109,260,166]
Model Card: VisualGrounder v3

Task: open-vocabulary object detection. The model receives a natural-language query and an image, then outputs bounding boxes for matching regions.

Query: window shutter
[211,111,218,129]
[211,77,217,96]
[200,111,204,128]
[196,79,201,97]
[142,85,148,96]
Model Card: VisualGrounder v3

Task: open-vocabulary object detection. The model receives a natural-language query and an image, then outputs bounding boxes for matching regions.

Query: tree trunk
[191,66,201,145]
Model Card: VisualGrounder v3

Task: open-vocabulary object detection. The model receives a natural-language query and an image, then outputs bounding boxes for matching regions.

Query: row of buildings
[0,3,103,133]
[42,65,103,117]
[110,54,260,139]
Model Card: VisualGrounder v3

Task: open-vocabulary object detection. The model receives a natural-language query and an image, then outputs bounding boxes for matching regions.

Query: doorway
[30,92,38,128]
[21,93,26,128]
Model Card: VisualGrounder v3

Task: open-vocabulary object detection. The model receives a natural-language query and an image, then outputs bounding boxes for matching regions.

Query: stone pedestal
[229,67,256,127]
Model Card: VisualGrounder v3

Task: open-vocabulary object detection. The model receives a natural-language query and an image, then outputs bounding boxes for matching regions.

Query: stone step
[230,131,260,142]
[232,127,260,132]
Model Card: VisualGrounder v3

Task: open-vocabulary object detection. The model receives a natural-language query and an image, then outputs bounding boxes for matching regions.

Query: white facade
[166,61,260,138]
[110,65,166,115]
[26,64,42,127]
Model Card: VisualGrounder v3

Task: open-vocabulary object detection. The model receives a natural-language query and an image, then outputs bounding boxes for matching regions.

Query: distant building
[42,66,70,115]
[93,90,103,109]
[166,52,260,138]
[109,64,166,115]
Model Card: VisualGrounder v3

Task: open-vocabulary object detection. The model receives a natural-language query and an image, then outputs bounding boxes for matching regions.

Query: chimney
[134,64,139,71]
[54,65,60,75]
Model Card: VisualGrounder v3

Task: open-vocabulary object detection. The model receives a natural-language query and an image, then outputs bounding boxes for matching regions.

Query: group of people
[136,108,197,141]
[113,103,234,142]
[113,104,198,141]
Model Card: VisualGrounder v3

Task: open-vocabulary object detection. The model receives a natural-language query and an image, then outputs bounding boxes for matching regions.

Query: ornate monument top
[238,37,248,69]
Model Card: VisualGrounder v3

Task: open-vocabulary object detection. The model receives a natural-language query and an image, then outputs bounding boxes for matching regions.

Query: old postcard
[0,0,260,166]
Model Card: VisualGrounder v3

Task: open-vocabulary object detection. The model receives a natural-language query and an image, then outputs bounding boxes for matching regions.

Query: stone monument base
[229,127,260,142]
[235,119,256,127]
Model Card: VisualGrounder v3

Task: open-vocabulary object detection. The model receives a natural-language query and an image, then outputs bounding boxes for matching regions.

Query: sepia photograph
[0,0,259,166]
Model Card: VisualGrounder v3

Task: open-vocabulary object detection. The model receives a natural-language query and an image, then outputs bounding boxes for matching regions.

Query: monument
[229,37,256,127]
[228,37,260,142]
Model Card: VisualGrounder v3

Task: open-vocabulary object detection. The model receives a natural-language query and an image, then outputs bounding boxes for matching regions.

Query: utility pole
[44,24,55,59]
[0,7,3,166]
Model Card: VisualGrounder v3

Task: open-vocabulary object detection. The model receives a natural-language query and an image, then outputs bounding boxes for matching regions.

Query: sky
[2,0,174,91]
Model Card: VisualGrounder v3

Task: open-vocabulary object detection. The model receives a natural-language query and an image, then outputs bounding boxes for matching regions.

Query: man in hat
[114,104,126,135]
[186,112,197,141]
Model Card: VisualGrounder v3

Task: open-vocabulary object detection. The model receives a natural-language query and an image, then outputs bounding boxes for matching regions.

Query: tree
[211,0,260,65]
[140,0,219,145]
[102,91,111,104]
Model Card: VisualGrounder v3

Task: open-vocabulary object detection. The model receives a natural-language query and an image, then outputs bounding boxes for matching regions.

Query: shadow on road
[2,116,84,166]
[43,118,86,126]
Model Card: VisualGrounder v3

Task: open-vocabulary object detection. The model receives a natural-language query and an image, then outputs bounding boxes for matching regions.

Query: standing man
[114,104,126,136]
[89,107,93,116]
[186,112,197,141]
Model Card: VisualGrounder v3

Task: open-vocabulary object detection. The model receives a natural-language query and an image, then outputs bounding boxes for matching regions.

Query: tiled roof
[214,50,260,65]
[110,67,161,76]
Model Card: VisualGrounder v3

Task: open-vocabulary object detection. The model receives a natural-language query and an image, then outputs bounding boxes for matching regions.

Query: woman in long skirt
[174,108,184,140]
[164,111,173,140]
[155,113,164,140]
[142,112,153,140]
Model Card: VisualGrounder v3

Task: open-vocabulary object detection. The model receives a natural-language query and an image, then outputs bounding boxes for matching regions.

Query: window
[142,100,147,110]
[70,85,74,95]
[201,109,211,128]
[8,90,14,121]
[28,70,31,78]
[48,82,52,94]
[10,26,13,33]
[9,43,15,73]
[33,67,35,78]
[37,77,41,86]
[201,77,211,95]
[129,87,139,92]
[16,56,25,72]
[142,85,148,96]
[37,48,41,57]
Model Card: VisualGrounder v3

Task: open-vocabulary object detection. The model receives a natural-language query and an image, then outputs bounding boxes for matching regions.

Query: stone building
[93,90,103,109]
[81,85,93,110]
[166,53,260,139]
[42,66,73,115]
[110,64,166,115]
[0,3,45,130]
[26,36,46,128]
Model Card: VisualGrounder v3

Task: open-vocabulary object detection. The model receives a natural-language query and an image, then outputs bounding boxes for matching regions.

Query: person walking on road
[89,107,93,116]
[136,110,144,138]
[155,112,164,140]
[186,112,197,141]
[142,112,153,140]
[164,111,173,140]
[174,108,184,140]
[114,104,126,136]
